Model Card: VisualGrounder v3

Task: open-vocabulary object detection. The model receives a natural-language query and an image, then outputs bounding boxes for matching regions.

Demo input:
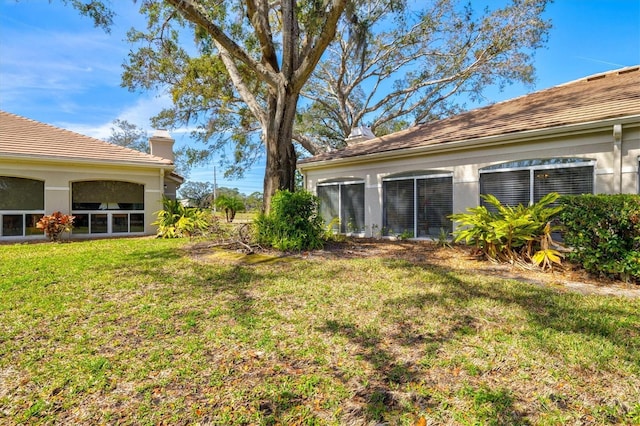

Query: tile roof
[0,110,174,167]
[302,66,640,164]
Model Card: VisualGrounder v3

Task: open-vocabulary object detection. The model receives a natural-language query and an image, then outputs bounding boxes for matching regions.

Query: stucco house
[299,66,640,238]
[0,111,183,241]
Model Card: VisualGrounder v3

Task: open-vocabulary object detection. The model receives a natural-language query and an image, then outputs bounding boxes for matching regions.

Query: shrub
[559,194,640,282]
[450,192,563,270]
[36,212,75,242]
[254,190,325,251]
[153,197,210,238]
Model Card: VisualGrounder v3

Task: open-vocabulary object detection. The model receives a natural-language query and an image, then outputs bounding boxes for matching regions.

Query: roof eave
[298,115,640,171]
[0,153,175,170]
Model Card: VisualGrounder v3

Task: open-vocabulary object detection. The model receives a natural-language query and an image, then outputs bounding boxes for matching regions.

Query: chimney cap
[347,125,375,141]
[345,125,375,145]
[151,129,173,140]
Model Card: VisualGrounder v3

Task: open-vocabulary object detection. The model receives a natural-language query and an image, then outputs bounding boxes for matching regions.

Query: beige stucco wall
[301,122,640,237]
[1,158,171,240]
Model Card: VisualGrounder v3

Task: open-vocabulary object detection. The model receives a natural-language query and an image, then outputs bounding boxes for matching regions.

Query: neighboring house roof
[301,66,640,166]
[0,110,174,168]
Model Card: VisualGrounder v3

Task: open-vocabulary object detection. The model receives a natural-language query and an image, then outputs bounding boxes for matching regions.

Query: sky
[1,0,639,195]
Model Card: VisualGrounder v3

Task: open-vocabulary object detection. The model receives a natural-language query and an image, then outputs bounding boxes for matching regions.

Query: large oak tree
[121,0,348,212]
[67,0,549,211]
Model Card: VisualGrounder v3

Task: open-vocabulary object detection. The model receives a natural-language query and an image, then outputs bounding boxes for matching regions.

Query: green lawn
[1,238,638,425]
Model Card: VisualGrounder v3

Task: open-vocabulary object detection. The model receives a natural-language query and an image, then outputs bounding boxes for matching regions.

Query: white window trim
[0,211,46,238]
[382,172,454,239]
[71,211,146,236]
[479,159,596,205]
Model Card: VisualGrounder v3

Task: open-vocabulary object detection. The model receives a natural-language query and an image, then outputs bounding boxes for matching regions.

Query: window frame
[382,171,453,238]
[71,180,146,236]
[317,179,365,234]
[0,176,45,239]
[479,159,596,207]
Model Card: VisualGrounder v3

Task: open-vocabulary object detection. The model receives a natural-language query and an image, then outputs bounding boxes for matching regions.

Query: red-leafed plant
[36,212,75,242]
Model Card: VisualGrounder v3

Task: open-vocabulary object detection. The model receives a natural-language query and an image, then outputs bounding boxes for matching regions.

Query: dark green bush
[254,190,325,251]
[559,194,640,282]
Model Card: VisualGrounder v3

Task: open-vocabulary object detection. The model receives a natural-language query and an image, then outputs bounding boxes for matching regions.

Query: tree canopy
[65,0,550,211]
[107,119,150,153]
[295,0,551,154]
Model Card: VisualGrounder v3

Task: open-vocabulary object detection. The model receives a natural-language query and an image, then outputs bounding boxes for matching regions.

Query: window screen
[317,185,339,231]
[417,177,453,237]
[480,170,530,209]
[481,160,595,209]
[72,181,144,210]
[533,166,593,202]
[383,179,415,236]
[0,177,44,210]
[341,183,365,233]
[317,182,364,233]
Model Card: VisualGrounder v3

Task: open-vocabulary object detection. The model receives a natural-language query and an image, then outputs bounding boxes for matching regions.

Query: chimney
[345,125,375,145]
[149,129,175,162]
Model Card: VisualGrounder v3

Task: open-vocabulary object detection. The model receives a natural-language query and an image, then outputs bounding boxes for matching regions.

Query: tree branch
[166,0,279,88]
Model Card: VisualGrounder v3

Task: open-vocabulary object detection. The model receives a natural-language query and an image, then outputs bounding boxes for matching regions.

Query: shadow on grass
[102,245,265,328]
[428,266,640,357]
[319,259,638,423]
[383,259,639,358]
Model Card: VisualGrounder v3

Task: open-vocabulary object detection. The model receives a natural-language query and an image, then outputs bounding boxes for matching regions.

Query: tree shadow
[317,258,638,423]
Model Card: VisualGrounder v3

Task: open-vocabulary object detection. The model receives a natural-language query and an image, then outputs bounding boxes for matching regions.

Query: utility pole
[212,165,218,212]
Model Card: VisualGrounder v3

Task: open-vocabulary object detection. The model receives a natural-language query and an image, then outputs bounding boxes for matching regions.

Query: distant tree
[216,187,243,199]
[215,194,245,223]
[178,181,214,208]
[107,119,149,153]
[244,192,264,212]
[107,119,190,177]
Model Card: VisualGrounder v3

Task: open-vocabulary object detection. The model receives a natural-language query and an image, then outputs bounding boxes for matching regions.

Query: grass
[213,210,257,223]
[1,237,639,425]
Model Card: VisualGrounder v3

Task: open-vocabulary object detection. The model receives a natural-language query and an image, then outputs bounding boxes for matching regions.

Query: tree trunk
[263,90,299,213]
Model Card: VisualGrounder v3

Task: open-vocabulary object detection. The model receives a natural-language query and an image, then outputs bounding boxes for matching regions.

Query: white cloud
[61,94,174,140]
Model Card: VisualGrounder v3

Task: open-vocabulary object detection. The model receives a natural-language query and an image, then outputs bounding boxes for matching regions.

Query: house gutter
[298,115,640,172]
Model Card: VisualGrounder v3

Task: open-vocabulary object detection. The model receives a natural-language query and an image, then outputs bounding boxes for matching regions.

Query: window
[72,180,144,210]
[71,181,145,235]
[0,176,45,238]
[383,171,453,238]
[317,180,365,233]
[480,158,594,209]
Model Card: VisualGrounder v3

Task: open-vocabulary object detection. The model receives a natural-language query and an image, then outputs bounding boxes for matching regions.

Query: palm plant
[153,197,210,238]
[215,195,245,223]
[450,192,563,270]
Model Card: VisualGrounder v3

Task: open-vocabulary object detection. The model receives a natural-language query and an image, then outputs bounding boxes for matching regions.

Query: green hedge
[254,190,325,251]
[559,194,640,282]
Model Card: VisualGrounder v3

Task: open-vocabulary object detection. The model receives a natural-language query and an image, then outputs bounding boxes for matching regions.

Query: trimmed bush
[254,190,325,251]
[559,194,640,282]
